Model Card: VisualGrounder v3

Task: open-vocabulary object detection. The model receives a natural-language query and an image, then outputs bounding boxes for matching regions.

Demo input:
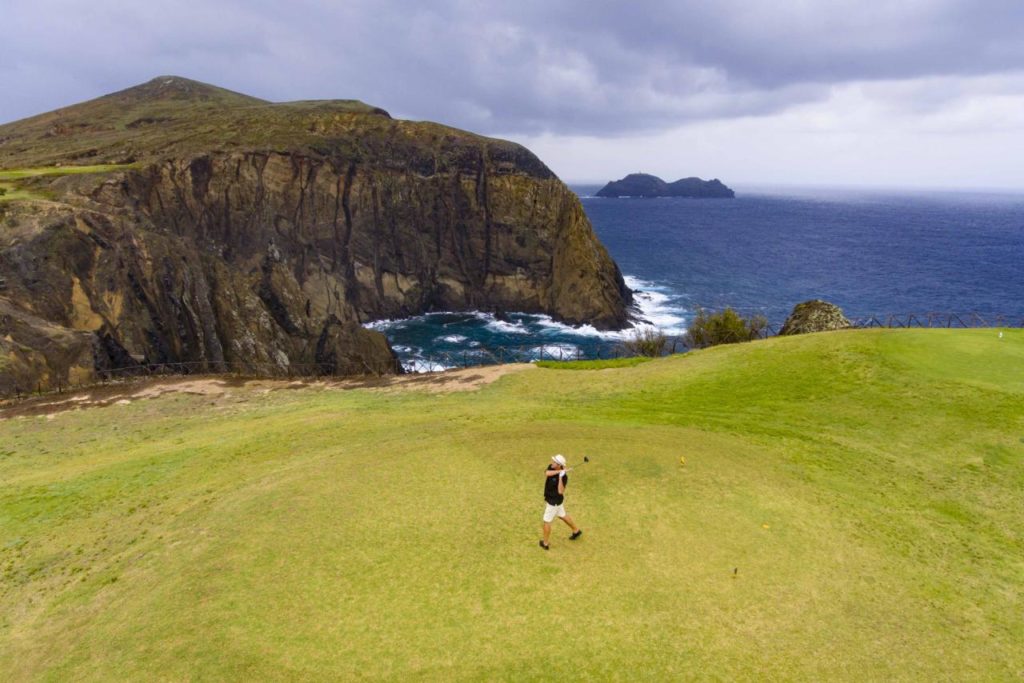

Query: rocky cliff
[778,300,851,335]
[0,77,631,394]
[596,173,734,198]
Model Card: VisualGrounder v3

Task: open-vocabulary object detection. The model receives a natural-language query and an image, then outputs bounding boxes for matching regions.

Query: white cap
[552,454,567,467]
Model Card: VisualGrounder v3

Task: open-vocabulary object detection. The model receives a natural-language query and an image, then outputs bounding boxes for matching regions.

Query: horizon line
[565,179,1024,195]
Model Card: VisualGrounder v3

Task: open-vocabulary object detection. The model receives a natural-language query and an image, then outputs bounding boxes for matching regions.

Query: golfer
[540,454,582,550]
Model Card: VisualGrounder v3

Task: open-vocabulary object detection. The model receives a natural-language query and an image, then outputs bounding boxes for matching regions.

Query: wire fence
[846,312,1024,329]
[685,311,1024,347]
[2,311,1021,401]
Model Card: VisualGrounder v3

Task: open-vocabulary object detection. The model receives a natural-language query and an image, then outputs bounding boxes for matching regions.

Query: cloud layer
[4,1,1024,187]
[4,0,1024,136]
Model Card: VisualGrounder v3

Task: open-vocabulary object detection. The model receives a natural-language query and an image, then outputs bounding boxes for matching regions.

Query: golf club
[565,456,590,472]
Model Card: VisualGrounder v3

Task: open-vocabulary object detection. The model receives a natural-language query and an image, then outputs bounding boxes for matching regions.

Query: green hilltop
[0,76,390,168]
[1,328,1022,679]
[0,75,498,172]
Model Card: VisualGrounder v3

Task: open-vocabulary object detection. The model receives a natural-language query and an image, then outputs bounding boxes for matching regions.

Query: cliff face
[130,150,629,327]
[0,77,631,394]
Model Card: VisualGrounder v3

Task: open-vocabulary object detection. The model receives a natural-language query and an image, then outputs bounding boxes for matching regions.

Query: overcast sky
[4,0,1024,189]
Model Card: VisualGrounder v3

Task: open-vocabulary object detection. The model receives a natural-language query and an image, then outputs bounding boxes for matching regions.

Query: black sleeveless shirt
[544,465,567,505]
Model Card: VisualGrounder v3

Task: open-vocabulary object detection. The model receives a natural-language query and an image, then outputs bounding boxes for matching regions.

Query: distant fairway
[1,329,1022,680]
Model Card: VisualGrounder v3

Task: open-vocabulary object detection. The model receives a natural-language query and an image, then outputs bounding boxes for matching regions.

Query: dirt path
[0,364,534,419]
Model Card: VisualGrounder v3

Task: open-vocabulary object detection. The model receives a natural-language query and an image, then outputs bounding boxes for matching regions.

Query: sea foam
[362,275,690,365]
[623,275,688,336]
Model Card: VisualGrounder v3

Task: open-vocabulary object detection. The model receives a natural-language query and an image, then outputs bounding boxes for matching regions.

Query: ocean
[367,185,1024,370]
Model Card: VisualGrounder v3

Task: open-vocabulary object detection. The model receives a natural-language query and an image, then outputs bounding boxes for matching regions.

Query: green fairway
[1,329,1022,680]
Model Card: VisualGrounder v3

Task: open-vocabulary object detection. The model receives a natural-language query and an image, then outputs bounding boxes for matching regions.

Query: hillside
[0,77,631,394]
[1,329,1021,679]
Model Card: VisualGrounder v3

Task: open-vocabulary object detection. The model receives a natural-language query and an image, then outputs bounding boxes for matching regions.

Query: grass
[0,76,514,172]
[0,165,134,182]
[0,183,46,203]
[0,165,134,203]
[0,329,1021,680]
[535,356,653,370]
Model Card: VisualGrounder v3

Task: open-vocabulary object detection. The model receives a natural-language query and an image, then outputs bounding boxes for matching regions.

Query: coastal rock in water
[596,173,667,198]
[0,76,631,394]
[665,177,734,198]
[596,173,734,198]
[778,300,851,335]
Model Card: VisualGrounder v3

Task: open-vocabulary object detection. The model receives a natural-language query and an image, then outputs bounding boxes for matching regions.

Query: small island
[596,173,735,198]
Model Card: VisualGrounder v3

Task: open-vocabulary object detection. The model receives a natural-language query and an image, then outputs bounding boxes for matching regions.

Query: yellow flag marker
[679,455,686,466]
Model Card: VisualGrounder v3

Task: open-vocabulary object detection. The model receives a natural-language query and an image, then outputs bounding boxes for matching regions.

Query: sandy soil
[0,364,534,419]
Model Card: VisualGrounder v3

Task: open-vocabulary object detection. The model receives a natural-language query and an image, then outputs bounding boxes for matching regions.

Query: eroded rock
[778,300,851,335]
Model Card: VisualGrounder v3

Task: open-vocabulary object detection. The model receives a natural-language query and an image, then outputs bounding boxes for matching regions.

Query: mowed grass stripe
[1,329,1022,680]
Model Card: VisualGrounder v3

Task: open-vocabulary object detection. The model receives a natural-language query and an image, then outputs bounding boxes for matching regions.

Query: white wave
[631,291,687,335]
[367,310,529,335]
[623,274,669,293]
[391,344,415,354]
[529,290,687,338]
[482,314,530,335]
[364,317,409,332]
[402,359,452,373]
[622,275,688,336]
[525,343,581,360]
[366,311,484,332]
[363,276,689,344]
[532,314,630,340]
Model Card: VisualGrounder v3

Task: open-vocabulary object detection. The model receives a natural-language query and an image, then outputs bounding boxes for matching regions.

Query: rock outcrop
[0,77,631,394]
[778,300,851,335]
[596,173,734,198]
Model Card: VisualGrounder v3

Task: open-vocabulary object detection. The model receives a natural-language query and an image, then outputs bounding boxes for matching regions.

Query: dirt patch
[131,378,234,400]
[0,365,533,418]
[334,363,533,393]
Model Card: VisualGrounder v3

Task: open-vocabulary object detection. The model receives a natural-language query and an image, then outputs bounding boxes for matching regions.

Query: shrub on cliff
[622,327,668,357]
[687,307,768,348]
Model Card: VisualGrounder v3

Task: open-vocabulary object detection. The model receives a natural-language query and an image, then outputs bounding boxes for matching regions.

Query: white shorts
[543,503,567,523]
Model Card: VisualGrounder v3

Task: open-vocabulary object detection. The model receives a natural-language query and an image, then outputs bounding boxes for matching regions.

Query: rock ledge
[779,300,851,335]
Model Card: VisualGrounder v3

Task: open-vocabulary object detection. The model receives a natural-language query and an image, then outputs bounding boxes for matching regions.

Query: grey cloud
[2,0,1024,135]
